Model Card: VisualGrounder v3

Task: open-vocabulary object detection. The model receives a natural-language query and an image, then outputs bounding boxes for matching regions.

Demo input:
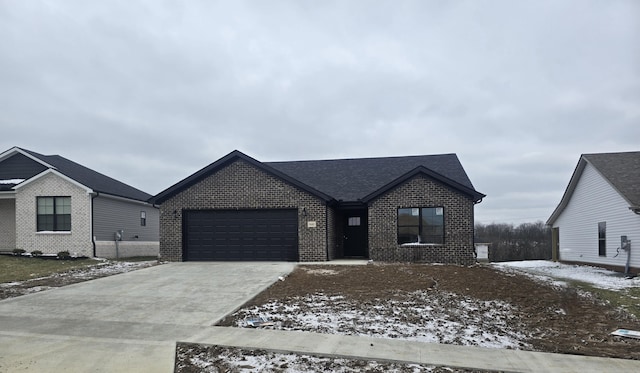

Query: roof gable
[583,152,640,207]
[360,166,485,203]
[547,151,640,224]
[0,152,48,182]
[0,147,152,202]
[150,150,334,204]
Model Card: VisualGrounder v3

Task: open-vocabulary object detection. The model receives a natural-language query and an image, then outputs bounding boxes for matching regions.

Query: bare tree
[475,221,551,262]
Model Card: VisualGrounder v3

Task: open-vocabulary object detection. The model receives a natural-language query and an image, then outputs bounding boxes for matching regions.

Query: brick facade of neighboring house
[152,150,484,264]
[15,172,93,256]
[0,147,159,258]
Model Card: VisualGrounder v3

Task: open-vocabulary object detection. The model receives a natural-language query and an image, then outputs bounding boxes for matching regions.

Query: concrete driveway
[0,262,295,372]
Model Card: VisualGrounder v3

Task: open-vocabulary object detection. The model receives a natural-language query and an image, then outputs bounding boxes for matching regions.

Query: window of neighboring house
[598,222,606,256]
[398,207,444,244]
[37,197,71,231]
[140,211,146,227]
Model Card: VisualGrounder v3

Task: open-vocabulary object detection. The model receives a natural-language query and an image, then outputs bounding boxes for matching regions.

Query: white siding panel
[554,163,640,269]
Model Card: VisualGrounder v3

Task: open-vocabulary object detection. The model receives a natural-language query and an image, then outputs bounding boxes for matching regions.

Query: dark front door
[183,209,298,261]
[343,209,368,257]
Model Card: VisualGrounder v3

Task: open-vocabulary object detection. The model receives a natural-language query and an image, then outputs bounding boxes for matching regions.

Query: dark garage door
[184,209,298,261]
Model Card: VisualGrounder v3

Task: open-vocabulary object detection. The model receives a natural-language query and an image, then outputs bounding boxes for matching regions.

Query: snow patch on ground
[302,268,341,276]
[493,260,640,290]
[177,345,460,372]
[232,291,530,350]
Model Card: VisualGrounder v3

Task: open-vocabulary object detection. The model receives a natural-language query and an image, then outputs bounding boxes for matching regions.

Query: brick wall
[15,173,93,256]
[159,159,328,261]
[368,175,476,265]
[0,199,16,250]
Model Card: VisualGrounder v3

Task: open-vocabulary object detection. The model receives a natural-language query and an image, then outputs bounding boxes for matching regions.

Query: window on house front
[37,197,71,231]
[348,217,361,226]
[598,222,606,256]
[141,211,146,226]
[398,207,444,244]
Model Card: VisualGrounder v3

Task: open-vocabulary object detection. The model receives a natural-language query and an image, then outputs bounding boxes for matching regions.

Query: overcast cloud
[1,0,638,224]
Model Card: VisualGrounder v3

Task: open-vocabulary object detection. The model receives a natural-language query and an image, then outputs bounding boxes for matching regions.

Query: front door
[343,210,368,257]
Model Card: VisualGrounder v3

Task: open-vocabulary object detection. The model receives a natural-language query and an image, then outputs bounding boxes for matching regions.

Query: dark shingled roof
[18,148,152,202]
[583,151,640,207]
[151,150,485,205]
[267,154,479,202]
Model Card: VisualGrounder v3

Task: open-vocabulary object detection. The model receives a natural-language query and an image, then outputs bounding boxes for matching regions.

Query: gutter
[91,192,99,257]
[630,206,640,215]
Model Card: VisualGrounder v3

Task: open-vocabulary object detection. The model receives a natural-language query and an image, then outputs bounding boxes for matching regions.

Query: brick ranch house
[0,147,159,258]
[150,150,485,264]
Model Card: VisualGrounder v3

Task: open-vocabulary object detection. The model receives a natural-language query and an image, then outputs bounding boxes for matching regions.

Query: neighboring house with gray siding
[547,151,640,273]
[0,147,158,258]
[151,150,484,264]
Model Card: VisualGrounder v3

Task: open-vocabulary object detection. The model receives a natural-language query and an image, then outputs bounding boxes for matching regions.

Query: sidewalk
[185,327,640,373]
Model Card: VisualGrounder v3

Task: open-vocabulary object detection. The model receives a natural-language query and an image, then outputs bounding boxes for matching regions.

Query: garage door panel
[184,209,298,261]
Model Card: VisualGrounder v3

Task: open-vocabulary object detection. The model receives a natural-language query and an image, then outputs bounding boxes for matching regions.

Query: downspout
[91,192,99,257]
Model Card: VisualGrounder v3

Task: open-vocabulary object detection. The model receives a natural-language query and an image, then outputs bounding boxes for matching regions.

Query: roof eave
[547,156,588,226]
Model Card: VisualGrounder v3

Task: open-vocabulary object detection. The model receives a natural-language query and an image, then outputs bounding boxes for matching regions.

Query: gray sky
[1,0,638,224]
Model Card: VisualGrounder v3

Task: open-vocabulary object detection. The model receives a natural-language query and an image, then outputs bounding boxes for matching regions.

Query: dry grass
[569,280,640,319]
[0,254,98,283]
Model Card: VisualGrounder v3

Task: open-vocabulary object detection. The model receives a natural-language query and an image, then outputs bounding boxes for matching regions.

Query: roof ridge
[266,153,457,164]
[583,150,640,156]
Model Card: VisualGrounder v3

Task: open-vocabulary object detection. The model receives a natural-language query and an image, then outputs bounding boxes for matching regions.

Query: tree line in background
[475,221,552,262]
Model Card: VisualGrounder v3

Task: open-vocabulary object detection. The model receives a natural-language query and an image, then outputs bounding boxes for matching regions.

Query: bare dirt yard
[177,263,640,372]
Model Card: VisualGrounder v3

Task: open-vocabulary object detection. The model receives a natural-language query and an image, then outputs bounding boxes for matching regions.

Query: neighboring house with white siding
[0,147,158,258]
[547,151,640,274]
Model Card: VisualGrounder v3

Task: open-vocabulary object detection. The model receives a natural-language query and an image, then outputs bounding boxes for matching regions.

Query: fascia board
[98,192,157,207]
[0,191,16,199]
